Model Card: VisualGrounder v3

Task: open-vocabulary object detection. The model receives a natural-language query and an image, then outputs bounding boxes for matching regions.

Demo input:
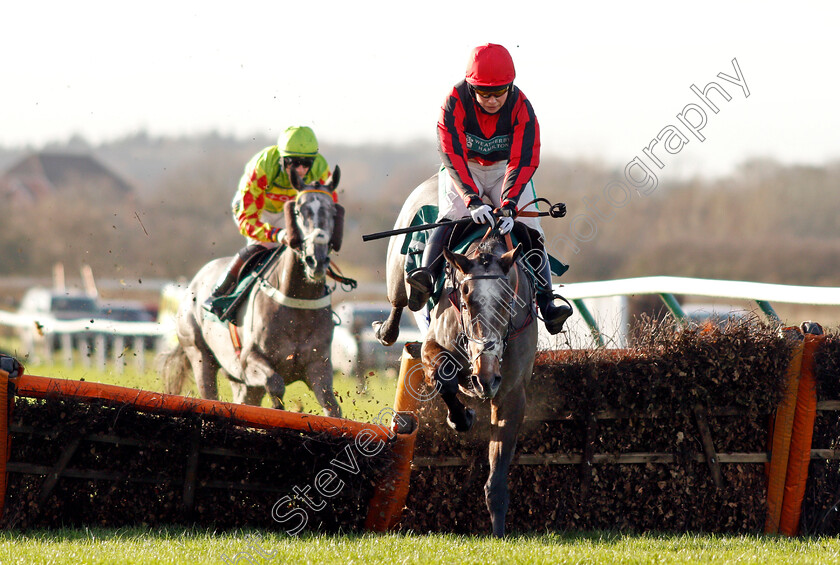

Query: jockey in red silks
[406,43,572,335]
[203,125,336,318]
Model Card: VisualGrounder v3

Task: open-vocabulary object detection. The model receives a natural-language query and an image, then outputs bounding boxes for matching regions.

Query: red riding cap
[465,43,516,87]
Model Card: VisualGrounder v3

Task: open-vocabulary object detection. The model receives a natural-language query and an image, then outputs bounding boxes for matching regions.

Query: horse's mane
[469,236,508,265]
[473,238,500,255]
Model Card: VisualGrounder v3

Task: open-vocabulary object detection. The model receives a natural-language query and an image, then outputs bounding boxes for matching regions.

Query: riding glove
[469,203,494,224]
[498,216,514,234]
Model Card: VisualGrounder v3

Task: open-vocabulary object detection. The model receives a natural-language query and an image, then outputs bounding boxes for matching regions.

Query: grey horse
[374,176,538,537]
[160,168,343,417]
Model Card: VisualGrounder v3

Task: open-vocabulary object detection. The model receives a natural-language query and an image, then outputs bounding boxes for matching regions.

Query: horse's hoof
[373,321,396,346]
[447,408,475,433]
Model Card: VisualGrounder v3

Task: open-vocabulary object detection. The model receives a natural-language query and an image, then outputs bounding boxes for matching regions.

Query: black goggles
[284,156,315,169]
[472,84,511,99]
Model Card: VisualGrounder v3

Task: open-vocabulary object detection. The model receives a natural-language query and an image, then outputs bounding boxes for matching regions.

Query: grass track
[2,528,840,564]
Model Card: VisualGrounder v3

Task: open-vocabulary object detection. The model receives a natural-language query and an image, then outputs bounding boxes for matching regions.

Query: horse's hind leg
[373,306,404,346]
[485,383,527,538]
[183,345,220,400]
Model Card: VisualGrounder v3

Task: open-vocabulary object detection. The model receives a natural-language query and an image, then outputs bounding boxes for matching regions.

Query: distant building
[0,152,134,203]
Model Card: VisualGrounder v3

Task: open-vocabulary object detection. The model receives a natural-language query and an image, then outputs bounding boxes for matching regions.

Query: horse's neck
[268,250,326,299]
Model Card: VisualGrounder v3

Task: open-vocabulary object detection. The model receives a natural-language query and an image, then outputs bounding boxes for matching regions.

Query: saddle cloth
[204,247,276,322]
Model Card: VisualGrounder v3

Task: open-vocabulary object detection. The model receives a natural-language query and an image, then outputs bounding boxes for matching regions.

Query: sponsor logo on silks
[466,133,511,156]
[265,191,295,202]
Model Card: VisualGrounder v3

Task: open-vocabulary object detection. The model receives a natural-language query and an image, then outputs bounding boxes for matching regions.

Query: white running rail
[561,276,840,305]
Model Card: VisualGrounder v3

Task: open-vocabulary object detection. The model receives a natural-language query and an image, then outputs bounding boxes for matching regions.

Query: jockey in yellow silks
[203,126,335,318]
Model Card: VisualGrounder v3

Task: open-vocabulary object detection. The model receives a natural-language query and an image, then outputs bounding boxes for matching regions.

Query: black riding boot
[203,244,263,317]
[529,240,573,335]
[406,223,453,312]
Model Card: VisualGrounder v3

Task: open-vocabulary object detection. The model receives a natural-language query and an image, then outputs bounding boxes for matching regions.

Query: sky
[3,0,839,179]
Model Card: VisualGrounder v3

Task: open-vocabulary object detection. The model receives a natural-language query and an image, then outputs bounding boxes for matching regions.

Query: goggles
[284,156,315,169]
[472,84,510,99]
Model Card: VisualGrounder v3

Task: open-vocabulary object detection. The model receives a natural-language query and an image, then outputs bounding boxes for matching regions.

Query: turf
[2,528,840,564]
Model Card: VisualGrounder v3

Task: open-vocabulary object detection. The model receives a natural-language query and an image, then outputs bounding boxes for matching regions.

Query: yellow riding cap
[278,126,319,157]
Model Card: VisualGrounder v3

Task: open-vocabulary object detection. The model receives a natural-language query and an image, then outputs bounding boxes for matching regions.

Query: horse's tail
[157,342,191,395]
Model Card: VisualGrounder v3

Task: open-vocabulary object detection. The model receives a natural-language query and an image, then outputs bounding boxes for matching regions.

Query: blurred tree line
[0,132,838,288]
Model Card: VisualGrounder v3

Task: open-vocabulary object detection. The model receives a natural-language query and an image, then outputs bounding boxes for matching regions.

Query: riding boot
[203,244,262,317]
[406,223,453,312]
[530,240,573,335]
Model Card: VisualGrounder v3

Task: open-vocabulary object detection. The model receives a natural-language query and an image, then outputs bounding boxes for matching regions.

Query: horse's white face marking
[469,278,506,356]
[295,192,334,281]
[306,229,329,244]
[308,198,323,221]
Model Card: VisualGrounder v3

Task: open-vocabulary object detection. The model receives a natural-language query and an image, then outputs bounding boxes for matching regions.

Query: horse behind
[159,168,344,417]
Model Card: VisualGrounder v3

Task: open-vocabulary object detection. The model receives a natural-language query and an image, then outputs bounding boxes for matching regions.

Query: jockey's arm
[500,96,541,210]
[233,149,285,243]
[437,93,482,207]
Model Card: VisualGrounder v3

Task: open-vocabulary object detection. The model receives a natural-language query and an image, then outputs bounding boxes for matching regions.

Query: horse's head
[443,240,522,400]
[283,165,343,281]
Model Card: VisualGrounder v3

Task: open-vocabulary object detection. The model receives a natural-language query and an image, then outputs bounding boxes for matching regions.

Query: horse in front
[428,231,537,537]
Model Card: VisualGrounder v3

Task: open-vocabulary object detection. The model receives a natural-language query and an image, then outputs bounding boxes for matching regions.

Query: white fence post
[113,336,126,375]
[95,334,107,371]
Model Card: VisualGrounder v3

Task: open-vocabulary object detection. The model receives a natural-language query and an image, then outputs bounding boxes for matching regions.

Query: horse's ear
[329,165,340,191]
[443,247,471,274]
[500,244,522,273]
[289,166,304,191]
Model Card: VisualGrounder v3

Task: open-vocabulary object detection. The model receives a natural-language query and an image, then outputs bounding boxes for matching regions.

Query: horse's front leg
[239,352,276,407]
[422,338,473,432]
[307,363,342,418]
[485,383,526,537]
[265,372,286,409]
[231,380,267,406]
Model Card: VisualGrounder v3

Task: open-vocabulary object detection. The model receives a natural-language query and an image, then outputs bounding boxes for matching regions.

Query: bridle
[294,188,334,245]
[449,257,531,366]
[456,273,511,364]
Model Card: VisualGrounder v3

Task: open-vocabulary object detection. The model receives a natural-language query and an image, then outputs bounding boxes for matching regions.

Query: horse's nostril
[305,256,317,269]
[493,375,503,390]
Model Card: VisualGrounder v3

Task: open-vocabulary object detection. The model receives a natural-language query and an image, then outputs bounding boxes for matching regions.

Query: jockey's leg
[406,222,454,312]
[203,244,264,316]
[530,238,573,335]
